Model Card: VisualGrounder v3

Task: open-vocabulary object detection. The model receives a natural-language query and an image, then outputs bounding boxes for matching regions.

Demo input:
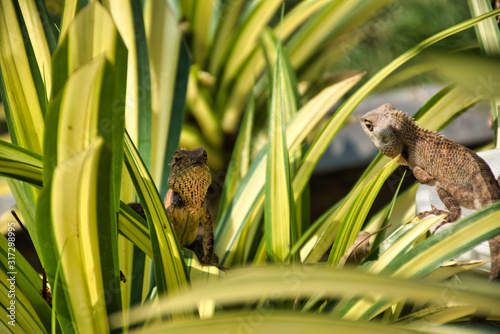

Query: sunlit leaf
[123,131,189,295]
[0,140,42,186]
[215,74,363,265]
[264,31,297,263]
[113,266,500,327]
[327,157,399,265]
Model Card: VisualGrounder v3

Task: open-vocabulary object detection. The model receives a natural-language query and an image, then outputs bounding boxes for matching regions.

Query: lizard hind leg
[417,185,461,233]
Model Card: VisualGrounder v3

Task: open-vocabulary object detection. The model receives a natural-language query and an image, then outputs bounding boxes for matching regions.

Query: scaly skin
[164,147,219,267]
[360,103,500,280]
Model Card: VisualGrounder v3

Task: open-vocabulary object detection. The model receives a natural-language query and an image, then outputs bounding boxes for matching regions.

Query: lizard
[128,147,220,268]
[360,103,500,280]
[163,147,220,267]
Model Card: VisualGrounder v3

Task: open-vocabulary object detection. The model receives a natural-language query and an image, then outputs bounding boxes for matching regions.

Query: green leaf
[0,228,51,332]
[369,170,407,254]
[123,131,189,295]
[265,31,297,263]
[117,310,477,334]
[469,0,500,55]
[219,0,282,89]
[468,0,500,146]
[276,0,335,42]
[215,74,363,266]
[0,0,44,154]
[159,40,190,199]
[42,138,119,332]
[292,8,500,220]
[104,0,152,169]
[189,0,214,64]
[17,0,53,96]
[427,52,500,99]
[338,203,500,321]
[207,0,246,75]
[144,0,190,191]
[387,202,500,279]
[286,0,392,69]
[362,216,445,275]
[114,266,500,328]
[365,184,418,237]
[118,201,153,259]
[0,140,42,187]
[327,157,399,265]
[49,1,128,213]
[261,28,301,122]
[218,88,255,215]
[59,0,80,38]
[186,66,223,148]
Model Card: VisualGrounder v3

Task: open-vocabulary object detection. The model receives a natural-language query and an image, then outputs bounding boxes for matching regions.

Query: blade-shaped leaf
[338,204,500,321]
[217,88,255,214]
[215,74,364,265]
[286,0,392,70]
[123,131,189,295]
[115,310,476,334]
[46,138,118,332]
[0,227,51,332]
[118,201,153,259]
[265,32,297,263]
[292,9,500,219]
[0,0,44,154]
[327,157,399,265]
[468,0,500,146]
[0,140,42,186]
[219,0,282,90]
[49,1,128,212]
[114,266,500,327]
[143,0,190,194]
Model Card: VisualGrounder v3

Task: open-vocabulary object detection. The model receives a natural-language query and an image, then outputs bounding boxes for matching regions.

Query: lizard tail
[489,234,500,281]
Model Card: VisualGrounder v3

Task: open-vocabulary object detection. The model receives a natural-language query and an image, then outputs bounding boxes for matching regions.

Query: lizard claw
[202,254,227,271]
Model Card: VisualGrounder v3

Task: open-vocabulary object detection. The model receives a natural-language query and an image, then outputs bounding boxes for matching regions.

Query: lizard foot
[417,205,458,234]
[202,254,228,271]
[417,204,448,220]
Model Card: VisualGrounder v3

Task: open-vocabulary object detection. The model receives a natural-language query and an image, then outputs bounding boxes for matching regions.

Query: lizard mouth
[177,161,204,174]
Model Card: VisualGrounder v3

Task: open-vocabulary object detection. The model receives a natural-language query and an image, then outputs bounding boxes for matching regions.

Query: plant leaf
[0,140,42,186]
[265,31,297,263]
[0,0,44,154]
[327,157,399,265]
[113,266,500,327]
[215,74,363,266]
[123,131,189,295]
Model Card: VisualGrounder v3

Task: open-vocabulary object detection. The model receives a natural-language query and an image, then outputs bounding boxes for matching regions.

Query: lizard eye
[364,120,373,132]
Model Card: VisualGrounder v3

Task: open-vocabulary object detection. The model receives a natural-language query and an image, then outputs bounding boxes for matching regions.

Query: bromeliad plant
[0,0,499,333]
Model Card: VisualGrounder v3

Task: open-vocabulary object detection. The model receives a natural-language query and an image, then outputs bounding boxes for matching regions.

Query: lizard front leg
[200,206,220,267]
[413,166,437,186]
[417,184,461,232]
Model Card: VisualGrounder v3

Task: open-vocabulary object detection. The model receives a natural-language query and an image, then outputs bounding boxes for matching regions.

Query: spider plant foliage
[0,0,499,333]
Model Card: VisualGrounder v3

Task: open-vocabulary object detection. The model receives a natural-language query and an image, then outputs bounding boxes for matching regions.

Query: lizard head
[168,147,211,213]
[360,103,406,158]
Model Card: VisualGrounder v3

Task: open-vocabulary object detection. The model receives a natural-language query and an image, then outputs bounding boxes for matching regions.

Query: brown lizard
[360,103,500,280]
[163,147,220,267]
[128,147,220,267]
